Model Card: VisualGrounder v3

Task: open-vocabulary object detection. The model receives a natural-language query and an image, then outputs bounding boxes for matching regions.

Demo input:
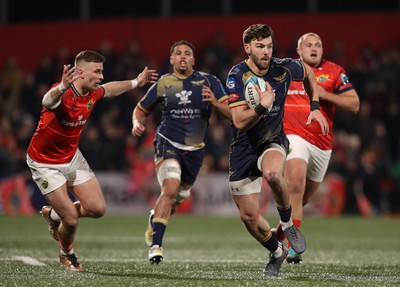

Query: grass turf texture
[1,214,399,286]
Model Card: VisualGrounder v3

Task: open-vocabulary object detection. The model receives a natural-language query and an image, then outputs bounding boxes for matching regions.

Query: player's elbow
[233,119,248,131]
[350,99,360,114]
[42,93,59,109]
[42,100,51,109]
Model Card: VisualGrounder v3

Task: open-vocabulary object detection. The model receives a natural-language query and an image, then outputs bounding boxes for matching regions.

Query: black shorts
[154,135,204,186]
[229,135,289,182]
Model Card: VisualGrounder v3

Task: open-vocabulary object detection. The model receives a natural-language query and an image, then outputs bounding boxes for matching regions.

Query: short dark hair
[242,24,274,44]
[75,50,105,66]
[170,40,195,55]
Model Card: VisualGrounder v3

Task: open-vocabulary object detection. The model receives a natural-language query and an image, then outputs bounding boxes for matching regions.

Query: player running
[276,32,360,264]
[226,24,328,277]
[132,40,230,264]
[26,50,158,271]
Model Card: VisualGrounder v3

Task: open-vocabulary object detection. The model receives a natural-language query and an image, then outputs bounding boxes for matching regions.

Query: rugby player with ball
[226,24,328,277]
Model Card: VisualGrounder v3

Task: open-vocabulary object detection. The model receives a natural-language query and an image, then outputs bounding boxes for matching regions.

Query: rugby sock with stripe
[152,218,168,247]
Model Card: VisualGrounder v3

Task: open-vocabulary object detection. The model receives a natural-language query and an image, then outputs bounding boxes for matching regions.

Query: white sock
[272,243,283,257]
[61,248,74,256]
[50,209,61,222]
[280,219,293,231]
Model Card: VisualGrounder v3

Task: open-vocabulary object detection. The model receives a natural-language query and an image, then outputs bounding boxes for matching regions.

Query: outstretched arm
[42,64,82,109]
[102,66,159,98]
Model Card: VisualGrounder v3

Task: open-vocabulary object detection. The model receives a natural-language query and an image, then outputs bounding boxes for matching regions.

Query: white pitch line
[13,256,46,266]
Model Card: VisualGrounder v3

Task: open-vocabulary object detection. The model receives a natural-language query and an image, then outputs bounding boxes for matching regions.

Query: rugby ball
[244,76,267,109]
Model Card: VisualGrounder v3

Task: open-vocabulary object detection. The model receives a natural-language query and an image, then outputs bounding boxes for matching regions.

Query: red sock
[293,219,302,229]
[276,224,286,242]
[60,239,73,255]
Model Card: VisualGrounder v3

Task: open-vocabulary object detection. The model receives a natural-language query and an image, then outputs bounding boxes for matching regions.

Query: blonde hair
[297,32,321,49]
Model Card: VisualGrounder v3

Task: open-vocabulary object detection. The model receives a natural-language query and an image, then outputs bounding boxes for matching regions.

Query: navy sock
[277,205,292,223]
[152,221,167,247]
[261,234,279,252]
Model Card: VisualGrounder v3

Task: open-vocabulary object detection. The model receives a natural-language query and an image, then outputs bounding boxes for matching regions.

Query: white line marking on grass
[13,256,46,266]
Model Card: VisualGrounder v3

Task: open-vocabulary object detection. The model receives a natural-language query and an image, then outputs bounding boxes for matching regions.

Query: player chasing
[275,32,360,264]
[26,50,158,271]
[131,40,230,264]
[226,24,328,277]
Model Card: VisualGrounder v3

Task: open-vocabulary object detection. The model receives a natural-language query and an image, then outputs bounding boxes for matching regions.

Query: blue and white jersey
[138,70,228,150]
[226,58,306,155]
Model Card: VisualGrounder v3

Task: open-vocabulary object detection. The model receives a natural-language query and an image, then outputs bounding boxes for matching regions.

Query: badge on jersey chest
[176,90,192,104]
[191,80,205,86]
[273,72,287,83]
[87,100,93,110]
[317,74,329,83]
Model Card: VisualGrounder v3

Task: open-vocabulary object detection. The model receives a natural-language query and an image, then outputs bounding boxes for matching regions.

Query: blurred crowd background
[1,0,400,216]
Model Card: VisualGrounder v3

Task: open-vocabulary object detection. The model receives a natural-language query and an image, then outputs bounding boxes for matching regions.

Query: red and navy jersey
[27,83,105,164]
[137,70,228,149]
[284,59,354,150]
[226,58,305,156]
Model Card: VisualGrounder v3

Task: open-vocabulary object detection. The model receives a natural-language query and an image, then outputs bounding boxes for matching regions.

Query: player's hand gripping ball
[244,76,272,111]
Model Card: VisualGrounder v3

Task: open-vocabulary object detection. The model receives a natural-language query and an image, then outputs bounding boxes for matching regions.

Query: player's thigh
[259,147,286,177]
[285,158,308,187]
[232,192,261,217]
[45,183,78,220]
[67,150,105,211]
[304,178,321,203]
[70,176,105,212]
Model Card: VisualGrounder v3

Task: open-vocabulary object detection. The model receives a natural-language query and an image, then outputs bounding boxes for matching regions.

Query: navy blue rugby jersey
[138,71,228,149]
[226,58,306,155]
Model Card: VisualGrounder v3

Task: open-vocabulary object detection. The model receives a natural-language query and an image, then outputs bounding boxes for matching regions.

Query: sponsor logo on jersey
[287,89,307,95]
[61,119,87,127]
[227,79,235,90]
[340,73,350,84]
[170,108,200,115]
[228,93,239,103]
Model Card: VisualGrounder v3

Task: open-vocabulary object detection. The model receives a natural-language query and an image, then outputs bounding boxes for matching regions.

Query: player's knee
[157,160,181,186]
[83,201,106,218]
[240,211,258,227]
[91,204,106,218]
[287,178,305,194]
[159,181,180,203]
[263,169,280,187]
[61,216,79,230]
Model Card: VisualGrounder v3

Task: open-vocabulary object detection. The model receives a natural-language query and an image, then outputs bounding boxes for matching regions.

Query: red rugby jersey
[28,84,105,164]
[284,59,353,150]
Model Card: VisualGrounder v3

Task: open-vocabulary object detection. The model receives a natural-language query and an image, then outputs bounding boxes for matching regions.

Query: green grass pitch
[1,214,399,286]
